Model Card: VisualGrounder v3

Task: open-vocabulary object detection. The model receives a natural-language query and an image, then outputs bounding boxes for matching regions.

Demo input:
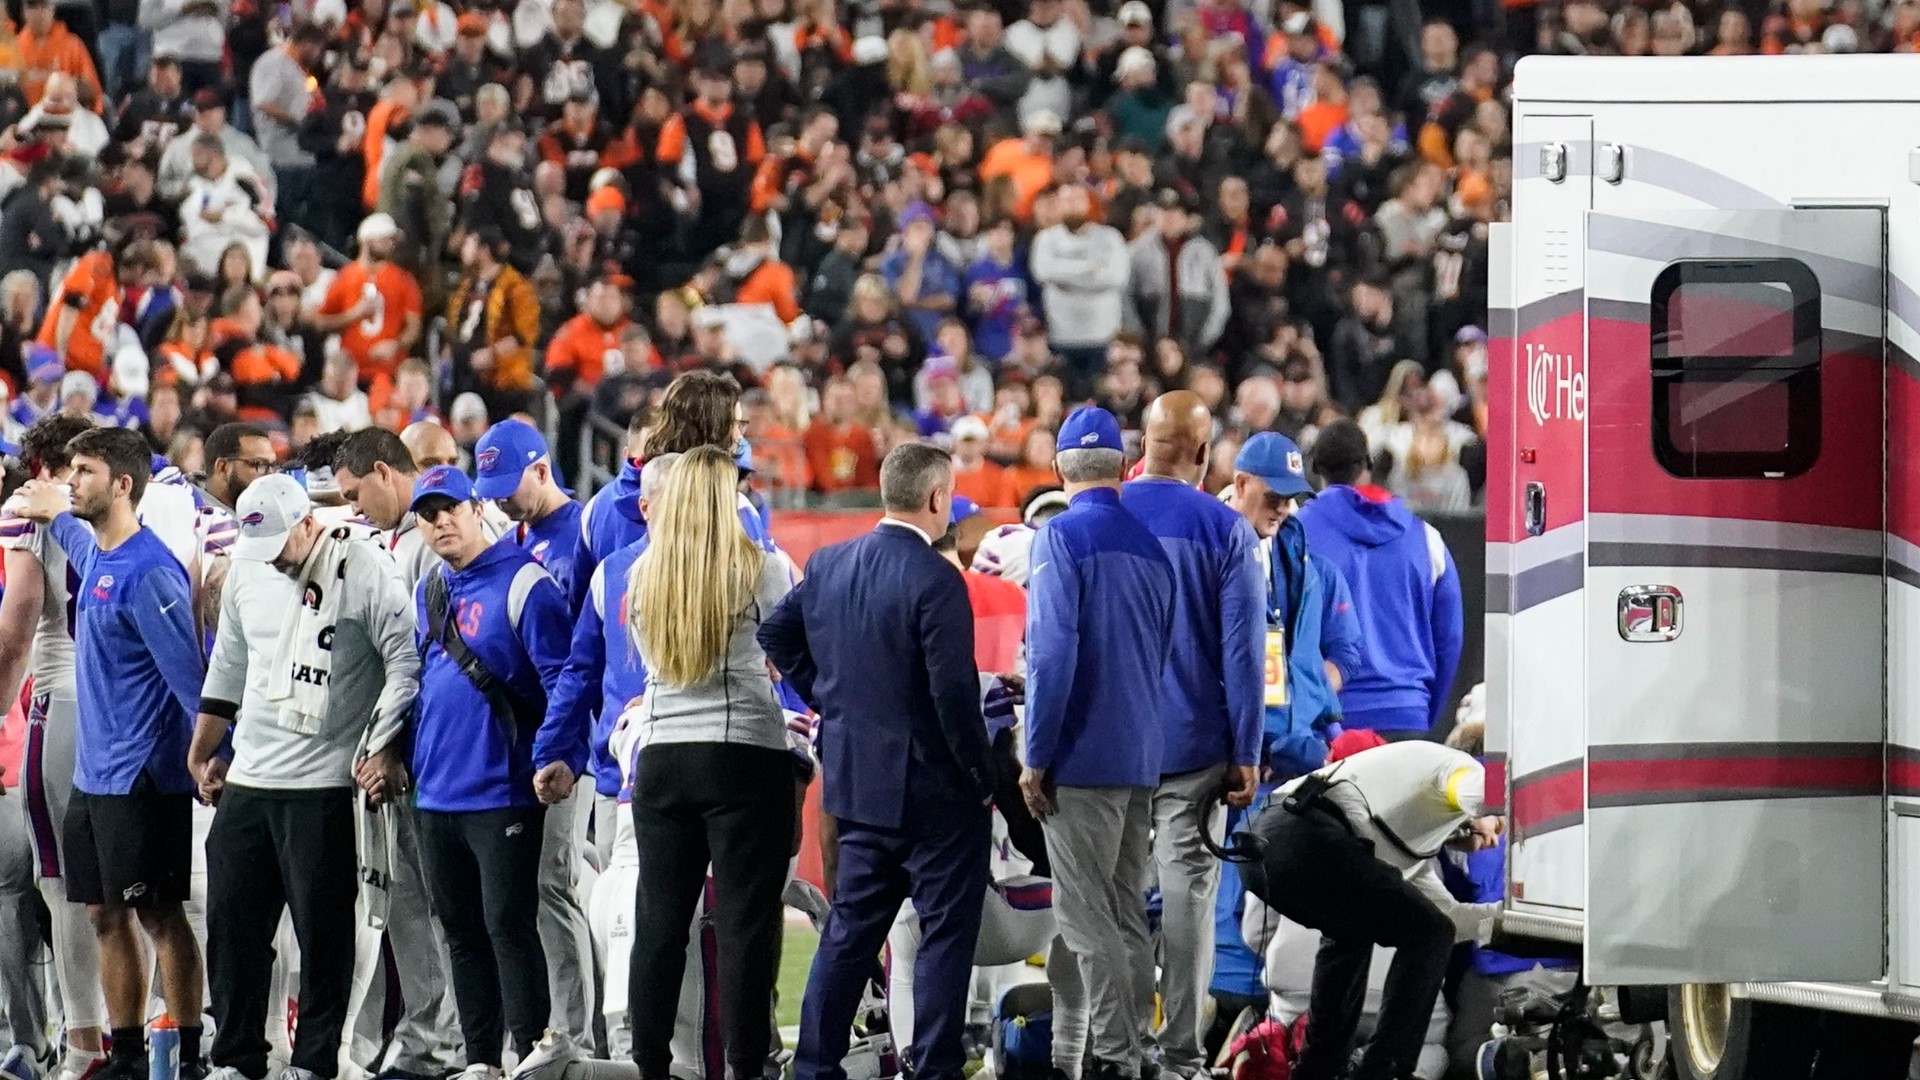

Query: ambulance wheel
[1666,986,1816,1080]
[1806,1013,1919,1080]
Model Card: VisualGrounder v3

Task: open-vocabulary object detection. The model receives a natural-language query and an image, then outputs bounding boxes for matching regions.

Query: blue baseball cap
[473,419,550,500]
[26,345,60,385]
[1056,406,1123,453]
[1235,432,1313,498]
[410,464,476,510]
[950,493,981,524]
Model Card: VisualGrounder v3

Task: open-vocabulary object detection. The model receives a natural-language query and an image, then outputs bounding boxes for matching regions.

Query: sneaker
[50,1051,105,1080]
[1,1046,52,1080]
[88,1058,145,1080]
[456,1066,502,1080]
[197,1066,248,1080]
[509,1035,580,1080]
[280,1067,322,1080]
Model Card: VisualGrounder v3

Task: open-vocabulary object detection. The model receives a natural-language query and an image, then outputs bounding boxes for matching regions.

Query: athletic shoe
[455,1065,502,1080]
[50,1051,105,1080]
[197,1065,247,1080]
[1,1045,52,1080]
[281,1066,322,1080]
[509,1034,580,1080]
[86,1057,145,1080]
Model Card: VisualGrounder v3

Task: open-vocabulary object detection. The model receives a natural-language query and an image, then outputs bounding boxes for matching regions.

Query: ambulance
[1487,55,1920,1080]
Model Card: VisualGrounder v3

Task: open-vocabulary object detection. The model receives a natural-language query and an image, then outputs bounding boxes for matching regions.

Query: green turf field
[778,922,820,1029]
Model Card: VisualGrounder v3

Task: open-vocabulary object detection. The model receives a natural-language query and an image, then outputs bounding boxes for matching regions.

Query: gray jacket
[139,0,227,64]
[203,536,420,787]
[631,553,794,754]
[1125,226,1231,357]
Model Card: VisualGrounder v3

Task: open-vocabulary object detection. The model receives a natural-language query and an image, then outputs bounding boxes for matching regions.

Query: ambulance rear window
[1650,259,1822,479]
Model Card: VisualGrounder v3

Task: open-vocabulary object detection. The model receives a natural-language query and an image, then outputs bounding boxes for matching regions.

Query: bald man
[1114,391,1265,1080]
[401,420,462,469]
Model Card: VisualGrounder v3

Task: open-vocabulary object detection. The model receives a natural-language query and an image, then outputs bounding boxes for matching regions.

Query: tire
[1808,1014,1918,1080]
[1666,985,1817,1080]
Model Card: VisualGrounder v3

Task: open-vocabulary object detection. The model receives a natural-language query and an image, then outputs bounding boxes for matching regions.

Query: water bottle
[148,1015,179,1080]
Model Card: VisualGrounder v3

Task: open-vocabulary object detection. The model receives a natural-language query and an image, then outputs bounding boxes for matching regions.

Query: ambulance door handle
[1524,482,1546,536]
[1618,586,1684,642]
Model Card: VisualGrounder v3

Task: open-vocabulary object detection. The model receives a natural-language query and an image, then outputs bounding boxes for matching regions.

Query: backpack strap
[425,568,536,745]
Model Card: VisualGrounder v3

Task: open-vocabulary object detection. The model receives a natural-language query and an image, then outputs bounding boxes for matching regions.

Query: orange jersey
[317,261,422,381]
[38,252,119,380]
[545,313,629,389]
[18,22,101,110]
[952,459,1009,508]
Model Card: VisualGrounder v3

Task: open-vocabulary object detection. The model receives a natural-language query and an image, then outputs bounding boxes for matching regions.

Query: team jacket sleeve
[1427,538,1464,731]
[1221,517,1267,768]
[136,567,207,717]
[756,574,818,709]
[919,563,990,797]
[544,564,608,752]
[520,571,587,774]
[358,547,420,756]
[1022,526,1079,773]
[48,513,95,573]
[1319,559,1363,689]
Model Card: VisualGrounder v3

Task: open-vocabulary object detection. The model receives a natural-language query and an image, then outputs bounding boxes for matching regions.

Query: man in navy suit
[758,441,993,1080]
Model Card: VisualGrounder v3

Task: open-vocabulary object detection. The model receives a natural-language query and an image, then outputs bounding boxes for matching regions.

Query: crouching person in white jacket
[1238,741,1501,1080]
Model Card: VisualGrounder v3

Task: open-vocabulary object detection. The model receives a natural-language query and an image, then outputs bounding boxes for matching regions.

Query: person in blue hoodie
[470,416,598,1050]
[1023,406,1176,1080]
[1117,391,1264,1080]
[406,465,583,1078]
[578,410,650,588]
[1294,419,1462,738]
[1207,431,1365,1046]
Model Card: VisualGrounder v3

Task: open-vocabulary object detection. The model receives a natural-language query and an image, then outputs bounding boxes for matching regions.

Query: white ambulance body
[1491,55,1920,1078]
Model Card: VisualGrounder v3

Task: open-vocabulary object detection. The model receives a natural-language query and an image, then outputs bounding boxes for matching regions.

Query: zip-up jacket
[516,500,588,612]
[578,459,646,590]
[549,507,796,795]
[1119,476,1265,775]
[1295,484,1462,733]
[1023,487,1176,789]
[1262,514,1363,777]
[412,537,578,812]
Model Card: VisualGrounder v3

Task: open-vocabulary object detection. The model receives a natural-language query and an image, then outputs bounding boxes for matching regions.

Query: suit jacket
[759,522,991,830]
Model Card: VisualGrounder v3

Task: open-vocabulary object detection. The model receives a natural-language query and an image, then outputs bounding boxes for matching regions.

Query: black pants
[206,786,358,1079]
[1241,802,1454,1080]
[418,805,550,1067]
[628,743,797,1080]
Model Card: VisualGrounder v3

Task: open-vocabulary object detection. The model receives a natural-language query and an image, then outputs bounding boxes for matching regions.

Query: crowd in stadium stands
[0,0,1868,512]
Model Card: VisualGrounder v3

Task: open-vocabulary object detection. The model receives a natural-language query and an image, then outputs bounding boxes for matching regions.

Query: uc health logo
[1525,342,1585,426]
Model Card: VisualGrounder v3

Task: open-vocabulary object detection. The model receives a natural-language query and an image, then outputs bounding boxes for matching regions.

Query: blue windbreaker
[412,537,579,812]
[1295,485,1463,733]
[578,459,647,591]
[1119,477,1265,775]
[1263,515,1365,777]
[1023,487,1176,788]
[515,500,589,612]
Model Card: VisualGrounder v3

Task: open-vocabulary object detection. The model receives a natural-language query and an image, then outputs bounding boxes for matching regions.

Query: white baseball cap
[949,415,989,442]
[358,213,399,244]
[232,473,312,562]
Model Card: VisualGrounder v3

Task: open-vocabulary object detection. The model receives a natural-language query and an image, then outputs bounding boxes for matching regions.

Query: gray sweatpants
[1138,764,1227,1079]
[538,786,595,1044]
[1044,785,1153,1079]
[0,795,49,1057]
[345,802,462,1076]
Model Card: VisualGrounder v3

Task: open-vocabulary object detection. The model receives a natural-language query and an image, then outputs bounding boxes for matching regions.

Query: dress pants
[795,793,989,1080]
[1043,786,1153,1079]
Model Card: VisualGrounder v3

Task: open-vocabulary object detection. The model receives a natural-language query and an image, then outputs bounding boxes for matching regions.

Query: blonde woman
[623,445,797,1080]
[887,27,934,98]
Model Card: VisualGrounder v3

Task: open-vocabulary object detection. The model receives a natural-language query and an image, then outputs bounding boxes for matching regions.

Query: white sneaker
[509,1034,580,1080]
[281,1067,323,1080]
[202,1066,251,1080]
[457,1065,503,1080]
[1,1045,51,1080]
[50,1050,104,1080]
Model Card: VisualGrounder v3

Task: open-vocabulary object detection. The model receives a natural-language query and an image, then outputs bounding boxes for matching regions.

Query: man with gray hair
[761,441,993,1080]
[1019,407,1177,1080]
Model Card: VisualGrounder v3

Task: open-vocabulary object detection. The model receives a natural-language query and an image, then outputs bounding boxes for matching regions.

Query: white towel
[264,528,351,735]
[353,725,394,930]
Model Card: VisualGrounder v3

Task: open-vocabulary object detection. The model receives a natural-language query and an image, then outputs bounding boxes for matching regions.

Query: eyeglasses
[416,501,467,524]
[1259,490,1289,511]
[225,456,276,472]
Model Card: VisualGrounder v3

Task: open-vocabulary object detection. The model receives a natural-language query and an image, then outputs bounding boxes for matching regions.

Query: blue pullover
[1120,476,1265,775]
[1023,487,1175,789]
[1263,515,1364,776]
[515,499,588,612]
[578,459,647,591]
[412,537,579,812]
[55,517,206,795]
[1295,485,1463,733]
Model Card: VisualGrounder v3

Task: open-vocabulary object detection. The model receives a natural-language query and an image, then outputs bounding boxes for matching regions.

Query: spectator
[1030,185,1130,387]
[538,88,613,204]
[313,213,424,387]
[523,0,624,123]
[445,228,541,418]
[947,415,1006,507]
[1092,1,1177,109]
[19,0,102,109]
[158,91,274,203]
[1295,419,1463,738]
[832,274,926,406]
[1326,277,1406,414]
[915,320,993,415]
[963,216,1028,362]
[955,1,1030,109]
[1357,359,1425,450]
[725,215,802,323]
[882,201,962,343]
[0,159,67,297]
[977,109,1058,223]
[250,23,326,230]
[460,127,546,276]
[376,103,459,295]
[1004,0,1079,124]
[546,274,634,401]
[997,424,1054,509]
[801,375,880,494]
[261,269,323,383]
[1107,48,1176,152]
[1398,20,1459,120]
[1378,384,1475,513]
[179,136,271,282]
[307,350,373,433]
[659,61,765,260]
[1126,188,1231,361]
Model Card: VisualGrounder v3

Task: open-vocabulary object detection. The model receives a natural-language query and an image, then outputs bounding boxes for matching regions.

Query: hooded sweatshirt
[1294,484,1462,733]
[578,458,647,591]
